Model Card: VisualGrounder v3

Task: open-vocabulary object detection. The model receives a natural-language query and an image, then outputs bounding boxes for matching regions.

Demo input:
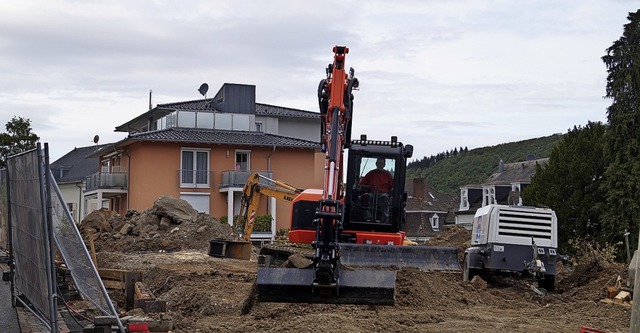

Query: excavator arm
[237,173,302,241]
[258,46,396,305]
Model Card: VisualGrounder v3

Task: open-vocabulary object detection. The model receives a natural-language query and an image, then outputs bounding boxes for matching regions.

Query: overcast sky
[1,1,636,162]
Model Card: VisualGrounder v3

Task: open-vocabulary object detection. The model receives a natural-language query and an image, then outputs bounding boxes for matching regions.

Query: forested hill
[407,134,563,193]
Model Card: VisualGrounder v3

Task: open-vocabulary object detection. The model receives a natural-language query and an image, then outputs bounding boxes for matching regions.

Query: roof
[484,158,549,185]
[50,144,107,184]
[90,128,320,158]
[255,103,319,119]
[114,98,319,132]
[406,179,458,213]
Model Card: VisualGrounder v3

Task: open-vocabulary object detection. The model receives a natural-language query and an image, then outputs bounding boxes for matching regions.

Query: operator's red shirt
[359,169,393,193]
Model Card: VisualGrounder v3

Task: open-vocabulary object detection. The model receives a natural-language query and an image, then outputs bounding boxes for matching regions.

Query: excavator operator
[358,157,393,222]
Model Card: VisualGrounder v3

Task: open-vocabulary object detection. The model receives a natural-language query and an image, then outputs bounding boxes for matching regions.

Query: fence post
[631,229,640,333]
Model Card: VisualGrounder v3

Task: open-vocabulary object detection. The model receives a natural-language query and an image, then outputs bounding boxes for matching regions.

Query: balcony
[85,172,128,192]
[219,170,272,189]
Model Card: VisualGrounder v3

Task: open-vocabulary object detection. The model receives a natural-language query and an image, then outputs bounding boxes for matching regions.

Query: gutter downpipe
[266,145,276,239]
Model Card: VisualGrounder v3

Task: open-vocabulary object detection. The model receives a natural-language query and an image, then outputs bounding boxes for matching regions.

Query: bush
[222,214,273,232]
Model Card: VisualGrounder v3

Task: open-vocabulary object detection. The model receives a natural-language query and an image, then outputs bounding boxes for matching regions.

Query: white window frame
[180,148,211,188]
[235,150,251,172]
[430,213,440,231]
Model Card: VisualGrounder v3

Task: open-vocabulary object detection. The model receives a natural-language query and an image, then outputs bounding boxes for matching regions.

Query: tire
[538,274,555,292]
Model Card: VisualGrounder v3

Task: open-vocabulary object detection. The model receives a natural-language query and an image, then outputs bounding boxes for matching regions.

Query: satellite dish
[198,83,209,97]
[93,135,100,144]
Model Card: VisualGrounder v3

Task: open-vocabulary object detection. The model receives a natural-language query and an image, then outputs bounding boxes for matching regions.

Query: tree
[600,9,640,256]
[522,122,607,256]
[0,116,40,167]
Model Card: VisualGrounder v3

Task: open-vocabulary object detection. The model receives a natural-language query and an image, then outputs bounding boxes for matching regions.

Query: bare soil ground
[78,198,632,333]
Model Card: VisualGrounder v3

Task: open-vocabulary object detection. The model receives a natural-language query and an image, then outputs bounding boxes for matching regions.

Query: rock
[284,254,313,268]
[100,219,113,233]
[470,275,488,290]
[81,208,117,229]
[151,196,198,224]
[196,226,208,234]
[120,223,134,235]
[159,217,172,230]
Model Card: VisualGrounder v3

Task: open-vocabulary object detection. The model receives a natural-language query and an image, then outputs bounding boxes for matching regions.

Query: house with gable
[50,144,108,222]
[404,178,458,241]
[456,157,549,227]
[84,83,324,240]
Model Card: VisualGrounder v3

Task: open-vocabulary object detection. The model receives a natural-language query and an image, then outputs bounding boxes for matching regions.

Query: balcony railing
[85,172,128,192]
[220,170,272,189]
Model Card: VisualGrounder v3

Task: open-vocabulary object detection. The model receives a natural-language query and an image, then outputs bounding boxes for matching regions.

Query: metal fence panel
[7,148,53,326]
[48,170,121,317]
[5,144,124,332]
[0,169,8,250]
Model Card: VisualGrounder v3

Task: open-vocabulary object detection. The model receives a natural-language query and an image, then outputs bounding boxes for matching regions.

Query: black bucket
[256,266,396,305]
[339,243,461,271]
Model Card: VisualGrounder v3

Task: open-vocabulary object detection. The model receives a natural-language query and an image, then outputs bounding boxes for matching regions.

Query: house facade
[50,144,107,222]
[456,157,549,227]
[84,83,324,239]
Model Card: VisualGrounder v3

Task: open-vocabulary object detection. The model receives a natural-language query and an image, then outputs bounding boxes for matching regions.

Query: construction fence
[1,143,123,332]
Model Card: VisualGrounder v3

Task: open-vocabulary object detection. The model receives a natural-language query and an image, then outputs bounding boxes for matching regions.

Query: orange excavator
[256,46,460,305]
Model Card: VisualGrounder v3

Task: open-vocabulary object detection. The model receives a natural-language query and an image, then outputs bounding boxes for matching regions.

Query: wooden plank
[98,268,127,281]
[102,280,125,290]
[134,299,167,313]
[88,229,98,269]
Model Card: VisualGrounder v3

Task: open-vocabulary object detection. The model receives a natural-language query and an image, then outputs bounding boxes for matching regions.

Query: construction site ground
[76,198,632,333]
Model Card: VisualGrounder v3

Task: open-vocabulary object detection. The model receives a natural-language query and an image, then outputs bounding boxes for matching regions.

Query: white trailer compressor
[463,204,559,291]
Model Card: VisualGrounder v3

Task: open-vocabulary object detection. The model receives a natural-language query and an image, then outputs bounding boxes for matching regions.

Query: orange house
[84,83,324,240]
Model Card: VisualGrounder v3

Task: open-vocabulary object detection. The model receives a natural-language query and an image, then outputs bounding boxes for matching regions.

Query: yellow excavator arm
[237,173,303,241]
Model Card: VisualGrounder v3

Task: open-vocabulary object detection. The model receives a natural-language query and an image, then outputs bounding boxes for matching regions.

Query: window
[430,213,440,231]
[255,122,263,132]
[181,149,210,188]
[235,151,250,171]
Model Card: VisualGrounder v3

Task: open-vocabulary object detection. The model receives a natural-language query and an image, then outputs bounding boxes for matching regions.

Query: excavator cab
[343,136,410,238]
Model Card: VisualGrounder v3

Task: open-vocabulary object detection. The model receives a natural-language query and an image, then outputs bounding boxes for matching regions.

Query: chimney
[412,178,427,201]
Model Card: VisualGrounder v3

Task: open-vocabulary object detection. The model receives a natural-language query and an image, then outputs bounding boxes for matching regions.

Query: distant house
[456,157,549,227]
[83,83,324,241]
[404,178,458,240]
[50,144,108,222]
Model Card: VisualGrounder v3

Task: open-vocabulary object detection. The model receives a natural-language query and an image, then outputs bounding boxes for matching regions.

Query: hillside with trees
[407,133,563,193]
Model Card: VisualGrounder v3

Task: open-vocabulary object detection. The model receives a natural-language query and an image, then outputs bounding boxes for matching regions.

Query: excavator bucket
[339,244,462,271]
[256,266,396,305]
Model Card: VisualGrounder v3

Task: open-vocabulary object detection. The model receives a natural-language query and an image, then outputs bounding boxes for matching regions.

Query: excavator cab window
[350,156,395,225]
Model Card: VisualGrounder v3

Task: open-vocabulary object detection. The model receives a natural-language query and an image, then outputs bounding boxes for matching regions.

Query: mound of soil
[79,196,239,253]
[426,224,471,264]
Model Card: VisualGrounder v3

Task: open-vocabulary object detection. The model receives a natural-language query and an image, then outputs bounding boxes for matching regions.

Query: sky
[0,1,637,162]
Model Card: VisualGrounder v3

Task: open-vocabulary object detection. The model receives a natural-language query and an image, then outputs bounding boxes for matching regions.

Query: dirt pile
[80,196,239,253]
[426,224,471,263]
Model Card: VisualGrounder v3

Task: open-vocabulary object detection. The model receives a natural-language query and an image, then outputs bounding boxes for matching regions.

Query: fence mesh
[4,144,123,332]
[0,169,8,250]
[48,170,114,314]
[7,148,54,326]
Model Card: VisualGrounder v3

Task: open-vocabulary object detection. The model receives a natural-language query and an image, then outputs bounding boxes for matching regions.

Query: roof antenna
[93,135,100,145]
[149,89,153,110]
[198,83,209,98]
